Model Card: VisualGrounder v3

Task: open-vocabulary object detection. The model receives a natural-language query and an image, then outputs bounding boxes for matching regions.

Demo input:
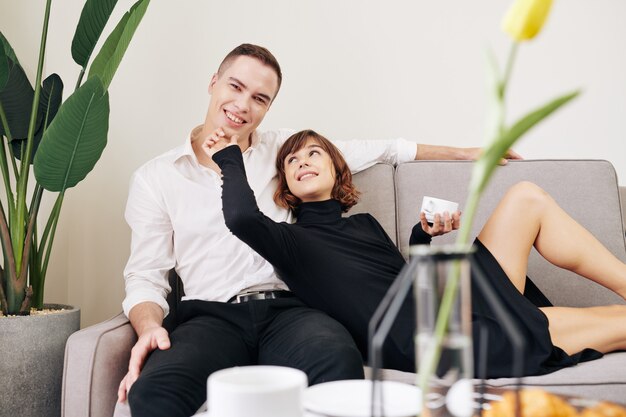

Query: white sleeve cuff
[122,290,170,319]
[395,138,418,164]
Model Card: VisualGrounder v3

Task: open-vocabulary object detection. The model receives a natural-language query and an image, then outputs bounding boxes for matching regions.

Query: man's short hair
[218,43,283,98]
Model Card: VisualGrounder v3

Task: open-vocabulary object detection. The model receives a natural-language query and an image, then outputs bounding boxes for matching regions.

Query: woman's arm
[211,144,298,269]
[410,223,432,246]
[410,210,462,245]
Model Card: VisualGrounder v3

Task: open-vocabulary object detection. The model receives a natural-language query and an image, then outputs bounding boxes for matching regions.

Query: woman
[203,129,626,378]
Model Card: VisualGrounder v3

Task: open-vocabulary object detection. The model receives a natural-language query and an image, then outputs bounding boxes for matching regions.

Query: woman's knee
[504,181,551,210]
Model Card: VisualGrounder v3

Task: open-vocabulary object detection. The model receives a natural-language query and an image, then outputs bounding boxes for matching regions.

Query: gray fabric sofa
[62,159,626,417]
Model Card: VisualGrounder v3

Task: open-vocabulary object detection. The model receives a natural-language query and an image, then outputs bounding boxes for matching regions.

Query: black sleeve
[212,145,298,271]
[409,223,432,246]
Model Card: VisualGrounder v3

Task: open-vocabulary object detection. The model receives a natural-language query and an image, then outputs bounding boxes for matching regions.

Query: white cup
[420,196,459,224]
[205,365,307,417]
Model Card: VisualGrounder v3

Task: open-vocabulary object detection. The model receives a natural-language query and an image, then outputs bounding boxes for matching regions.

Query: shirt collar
[173,126,261,167]
[248,130,260,150]
[172,133,198,166]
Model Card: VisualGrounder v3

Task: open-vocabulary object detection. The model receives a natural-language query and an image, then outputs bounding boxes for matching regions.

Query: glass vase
[413,244,474,417]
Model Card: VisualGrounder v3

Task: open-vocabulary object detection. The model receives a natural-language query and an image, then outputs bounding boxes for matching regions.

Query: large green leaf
[71,0,119,68]
[13,74,64,161]
[88,0,150,90]
[0,61,41,139]
[0,36,9,90]
[34,76,109,192]
[89,12,128,86]
[0,32,19,66]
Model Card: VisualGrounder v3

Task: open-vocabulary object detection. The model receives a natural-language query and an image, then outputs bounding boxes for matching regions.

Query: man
[118,43,520,417]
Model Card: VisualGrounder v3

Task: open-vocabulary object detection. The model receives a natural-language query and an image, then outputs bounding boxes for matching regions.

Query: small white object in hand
[421,196,459,224]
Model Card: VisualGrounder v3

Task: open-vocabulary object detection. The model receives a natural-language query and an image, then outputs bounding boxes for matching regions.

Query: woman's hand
[201,127,239,159]
[419,210,461,237]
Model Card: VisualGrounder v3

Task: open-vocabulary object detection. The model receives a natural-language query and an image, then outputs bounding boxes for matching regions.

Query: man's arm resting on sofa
[415,144,523,162]
[117,301,170,403]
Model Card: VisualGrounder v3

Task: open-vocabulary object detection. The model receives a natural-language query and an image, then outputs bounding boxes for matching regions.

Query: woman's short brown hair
[274,130,359,213]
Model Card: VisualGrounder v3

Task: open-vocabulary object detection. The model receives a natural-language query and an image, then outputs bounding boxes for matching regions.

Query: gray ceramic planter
[0,304,80,417]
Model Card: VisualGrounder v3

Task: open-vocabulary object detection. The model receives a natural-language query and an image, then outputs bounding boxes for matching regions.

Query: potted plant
[0,0,150,415]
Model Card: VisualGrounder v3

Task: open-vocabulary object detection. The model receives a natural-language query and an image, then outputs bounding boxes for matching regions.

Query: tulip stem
[501,42,519,100]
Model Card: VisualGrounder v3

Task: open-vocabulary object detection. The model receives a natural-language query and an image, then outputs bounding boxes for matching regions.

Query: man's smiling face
[207,55,279,141]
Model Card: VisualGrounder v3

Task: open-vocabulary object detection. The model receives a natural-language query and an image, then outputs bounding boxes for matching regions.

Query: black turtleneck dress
[213,146,602,378]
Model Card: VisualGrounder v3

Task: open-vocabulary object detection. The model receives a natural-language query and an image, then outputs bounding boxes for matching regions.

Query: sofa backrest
[354,159,626,308]
[350,163,397,242]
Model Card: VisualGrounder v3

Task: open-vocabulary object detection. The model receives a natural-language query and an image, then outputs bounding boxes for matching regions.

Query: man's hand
[419,210,461,237]
[117,325,170,403]
[118,302,169,403]
[201,127,239,159]
[462,147,523,165]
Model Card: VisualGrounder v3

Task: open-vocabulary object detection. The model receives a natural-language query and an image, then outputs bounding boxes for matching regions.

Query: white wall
[2,0,625,326]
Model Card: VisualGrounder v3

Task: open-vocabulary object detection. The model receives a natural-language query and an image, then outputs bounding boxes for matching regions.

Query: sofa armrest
[62,312,137,417]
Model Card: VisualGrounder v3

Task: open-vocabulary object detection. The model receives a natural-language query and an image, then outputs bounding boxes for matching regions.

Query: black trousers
[128,297,364,417]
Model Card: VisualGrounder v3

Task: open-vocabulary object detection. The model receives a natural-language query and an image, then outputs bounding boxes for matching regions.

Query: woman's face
[284,137,336,203]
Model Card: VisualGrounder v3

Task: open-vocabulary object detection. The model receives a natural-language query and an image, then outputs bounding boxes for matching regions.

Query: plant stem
[0,266,7,315]
[34,192,64,306]
[457,182,482,246]
[16,188,41,298]
[418,184,482,394]
[29,184,42,242]
[40,192,64,282]
[38,192,60,263]
[7,141,19,181]
[0,101,17,205]
[418,44,509,397]
[0,196,20,312]
[500,42,519,101]
[14,0,52,278]
[26,185,44,308]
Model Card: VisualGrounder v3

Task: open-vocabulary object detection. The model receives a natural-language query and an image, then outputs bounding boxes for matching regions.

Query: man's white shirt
[123,128,417,317]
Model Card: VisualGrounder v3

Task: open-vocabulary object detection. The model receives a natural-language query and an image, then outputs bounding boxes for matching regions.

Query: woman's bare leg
[540,305,626,355]
[477,181,626,299]
[477,181,626,354]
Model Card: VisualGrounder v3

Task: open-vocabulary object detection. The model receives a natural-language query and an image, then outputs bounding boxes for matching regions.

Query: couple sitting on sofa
[120,43,626,417]
[203,127,626,378]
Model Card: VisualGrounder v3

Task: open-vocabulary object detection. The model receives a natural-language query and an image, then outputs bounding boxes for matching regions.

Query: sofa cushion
[350,162,397,245]
[485,351,626,404]
[395,159,626,308]
[368,352,626,405]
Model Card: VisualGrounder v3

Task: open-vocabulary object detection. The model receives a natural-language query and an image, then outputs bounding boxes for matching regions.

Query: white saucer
[196,412,318,417]
[304,379,421,417]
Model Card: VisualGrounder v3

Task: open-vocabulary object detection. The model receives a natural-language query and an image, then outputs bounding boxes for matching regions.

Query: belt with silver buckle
[228,290,294,304]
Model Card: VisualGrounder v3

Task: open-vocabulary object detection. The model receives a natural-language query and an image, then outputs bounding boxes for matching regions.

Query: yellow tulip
[502,0,553,41]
